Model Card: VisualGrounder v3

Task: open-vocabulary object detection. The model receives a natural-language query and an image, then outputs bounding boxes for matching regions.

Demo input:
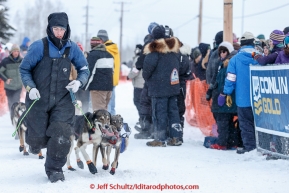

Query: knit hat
[10,44,20,53]
[214,31,223,46]
[269,30,285,45]
[198,43,210,57]
[151,25,165,40]
[284,36,289,47]
[90,37,102,48]
[283,27,289,36]
[97,30,109,43]
[219,41,234,53]
[257,34,265,41]
[190,47,201,60]
[148,22,159,34]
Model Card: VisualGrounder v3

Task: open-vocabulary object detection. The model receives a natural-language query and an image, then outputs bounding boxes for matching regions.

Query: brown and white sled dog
[92,110,124,175]
[11,102,44,159]
[66,110,126,175]
[66,111,103,174]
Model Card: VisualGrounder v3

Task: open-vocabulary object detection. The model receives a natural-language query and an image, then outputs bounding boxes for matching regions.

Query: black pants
[139,83,151,118]
[25,94,74,173]
[214,112,238,147]
[133,87,143,118]
[237,107,256,150]
[139,83,152,131]
[152,96,181,141]
[5,88,22,112]
[177,86,186,128]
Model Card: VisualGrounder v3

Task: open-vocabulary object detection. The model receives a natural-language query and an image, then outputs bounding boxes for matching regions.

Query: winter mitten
[226,95,232,107]
[29,88,41,100]
[206,89,213,101]
[252,52,262,60]
[65,80,81,93]
[218,93,226,106]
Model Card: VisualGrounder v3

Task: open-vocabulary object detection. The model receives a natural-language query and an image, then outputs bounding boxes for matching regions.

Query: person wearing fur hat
[275,36,289,64]
[143,25,183,147]
[256,30,285,65]
[0,44,23,115]
[97,29,120,116]
[208,41,240,150]
[19,12,89,183]
[220,32,259,154]
[85,37,114,111]
[127,44,144,126]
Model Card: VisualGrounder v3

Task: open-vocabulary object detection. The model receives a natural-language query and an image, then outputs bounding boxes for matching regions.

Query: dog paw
[23,152,29,156]
[68,167,76,171]
[19,146,24,152]
[109,168,115,175]
[39,155,44,159]
[102,165,109,170]
[87,162,97,174]
[77,160,84,169]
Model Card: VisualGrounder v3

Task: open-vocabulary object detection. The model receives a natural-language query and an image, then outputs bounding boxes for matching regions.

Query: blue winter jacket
[20,37,89,89]
[223,46,259,107]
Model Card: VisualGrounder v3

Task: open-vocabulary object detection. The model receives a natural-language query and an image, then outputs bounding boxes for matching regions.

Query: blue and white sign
[250,65,289,137]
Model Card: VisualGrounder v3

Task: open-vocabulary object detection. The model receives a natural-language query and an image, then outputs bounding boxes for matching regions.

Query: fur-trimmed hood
[143,37,182,54]
[179,44,191,56]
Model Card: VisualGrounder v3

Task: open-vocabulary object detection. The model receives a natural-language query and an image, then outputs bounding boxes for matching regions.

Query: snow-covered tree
[0,0,15,41]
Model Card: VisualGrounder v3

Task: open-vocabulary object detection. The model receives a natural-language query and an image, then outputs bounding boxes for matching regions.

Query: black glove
[127,76,129,80]
[206,89,213,101]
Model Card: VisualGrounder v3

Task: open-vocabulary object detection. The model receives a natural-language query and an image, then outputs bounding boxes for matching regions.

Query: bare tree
[15,0,64,43]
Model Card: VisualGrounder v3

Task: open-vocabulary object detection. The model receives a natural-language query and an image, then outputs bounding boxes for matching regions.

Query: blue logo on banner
[251,67,289,133]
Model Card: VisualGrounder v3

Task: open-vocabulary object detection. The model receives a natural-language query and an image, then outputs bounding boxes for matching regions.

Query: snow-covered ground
[0,82,288,193]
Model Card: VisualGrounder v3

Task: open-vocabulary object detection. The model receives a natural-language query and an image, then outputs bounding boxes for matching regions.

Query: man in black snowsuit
[19,12,89,183]
[134,34,154,139]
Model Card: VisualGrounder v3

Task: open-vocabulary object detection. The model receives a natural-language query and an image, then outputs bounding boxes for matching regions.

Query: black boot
[46,171,65,183]
[236,147,255,154]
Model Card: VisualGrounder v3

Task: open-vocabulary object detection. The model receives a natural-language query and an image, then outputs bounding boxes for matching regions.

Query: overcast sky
[5,0,289,50]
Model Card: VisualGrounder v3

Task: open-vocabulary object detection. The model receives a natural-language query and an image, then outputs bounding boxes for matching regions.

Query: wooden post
[198,0,203,44]
[224,0,233,44]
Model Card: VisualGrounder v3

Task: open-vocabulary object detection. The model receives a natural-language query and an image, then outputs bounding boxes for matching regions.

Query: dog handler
[19,12,89,183]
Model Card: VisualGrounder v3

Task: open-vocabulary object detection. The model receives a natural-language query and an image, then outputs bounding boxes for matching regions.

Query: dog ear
[85,112,93,122]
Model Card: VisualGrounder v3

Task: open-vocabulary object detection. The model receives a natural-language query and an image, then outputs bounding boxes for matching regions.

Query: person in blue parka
[220,32,259,154]
[19,12,89,183]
